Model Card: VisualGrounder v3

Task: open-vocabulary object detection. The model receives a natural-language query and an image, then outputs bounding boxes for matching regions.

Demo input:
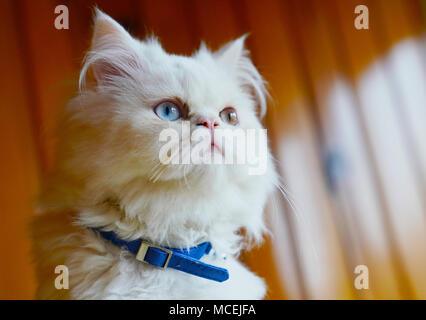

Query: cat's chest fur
[32,178,268,299]
[77,173,267,251]
[32,208,266,300]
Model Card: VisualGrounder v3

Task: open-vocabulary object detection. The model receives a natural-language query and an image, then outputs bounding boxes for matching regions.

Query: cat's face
[73,10,269,188]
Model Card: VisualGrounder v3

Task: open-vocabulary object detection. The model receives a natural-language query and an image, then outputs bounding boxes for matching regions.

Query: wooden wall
[0,0,425,299]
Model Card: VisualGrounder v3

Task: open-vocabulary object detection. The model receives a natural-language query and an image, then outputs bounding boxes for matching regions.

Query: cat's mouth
[211,142,224,156]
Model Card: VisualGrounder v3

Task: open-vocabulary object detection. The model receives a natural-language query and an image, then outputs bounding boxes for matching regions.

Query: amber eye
[220,107,239,125]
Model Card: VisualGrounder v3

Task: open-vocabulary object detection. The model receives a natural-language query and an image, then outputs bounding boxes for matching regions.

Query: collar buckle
[136,240,172,269]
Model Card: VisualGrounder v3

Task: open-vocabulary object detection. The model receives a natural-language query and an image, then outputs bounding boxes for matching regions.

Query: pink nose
[197,117,219,129]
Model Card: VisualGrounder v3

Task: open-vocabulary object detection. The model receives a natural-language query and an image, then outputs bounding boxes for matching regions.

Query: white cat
[31,9,277,300]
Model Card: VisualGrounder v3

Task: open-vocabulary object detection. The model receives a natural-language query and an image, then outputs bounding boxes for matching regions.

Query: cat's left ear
[215,35,268,118]
[79,9,140,88]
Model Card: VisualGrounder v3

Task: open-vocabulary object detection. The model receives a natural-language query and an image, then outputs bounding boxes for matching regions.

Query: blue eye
[154,101,182,121]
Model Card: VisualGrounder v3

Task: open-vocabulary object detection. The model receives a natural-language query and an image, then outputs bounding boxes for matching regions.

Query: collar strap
[91,228,229,283]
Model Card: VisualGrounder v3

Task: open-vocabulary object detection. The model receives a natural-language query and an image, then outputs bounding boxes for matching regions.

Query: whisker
[272,179,319,265]
[151,146,182,183]
[182,147,191,189]
[273,181,301,224]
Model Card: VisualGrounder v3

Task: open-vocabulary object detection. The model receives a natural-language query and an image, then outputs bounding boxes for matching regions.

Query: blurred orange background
[0,0,425,299]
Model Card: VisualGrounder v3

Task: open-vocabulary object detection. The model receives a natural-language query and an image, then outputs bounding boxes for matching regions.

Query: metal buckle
[136,240,173,269]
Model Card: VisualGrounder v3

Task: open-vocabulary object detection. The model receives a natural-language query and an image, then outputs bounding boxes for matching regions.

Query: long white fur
[32,9,278,300]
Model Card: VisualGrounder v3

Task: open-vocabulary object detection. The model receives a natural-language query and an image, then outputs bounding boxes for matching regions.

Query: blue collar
[91,228,229,282]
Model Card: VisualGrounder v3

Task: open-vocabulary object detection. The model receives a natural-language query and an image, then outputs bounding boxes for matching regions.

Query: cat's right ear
[214,35,268,119]
[79,9,140,89]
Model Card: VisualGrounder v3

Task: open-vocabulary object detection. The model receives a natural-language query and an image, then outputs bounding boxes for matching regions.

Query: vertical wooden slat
[325,0,407,299]
[311,0,400,297]
[16,0,76,171]
[191,0,242,49]
[371,0,426,217]
[283,0,371,299]
[327,0,424,299]
[0,0,41,299]
[139,0,198,55]
[282,0,360,299]
[370,0,426,298]
[236,0,308,299]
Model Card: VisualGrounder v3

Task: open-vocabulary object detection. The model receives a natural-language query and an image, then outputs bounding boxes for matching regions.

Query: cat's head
[55,10,274,208]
